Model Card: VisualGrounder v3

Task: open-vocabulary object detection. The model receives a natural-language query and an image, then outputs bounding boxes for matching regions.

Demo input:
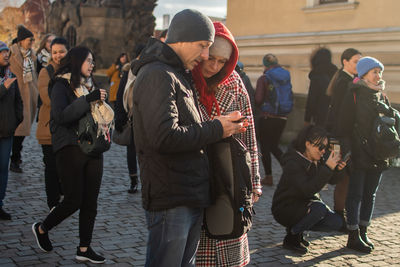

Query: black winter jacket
[131,38,224,211]
[49,77,92,153]
[326,70,353,133]
[336,82,392,170]
[304,65,337,126]
[0,66,23,138]
[271,147,342,227]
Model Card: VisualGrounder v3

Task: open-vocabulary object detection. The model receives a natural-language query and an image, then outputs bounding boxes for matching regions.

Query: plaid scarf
[60,73,115,141]
[20,47,35,83]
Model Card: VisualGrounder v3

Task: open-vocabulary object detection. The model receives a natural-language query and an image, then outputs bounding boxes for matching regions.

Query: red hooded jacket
[192,21,239,116]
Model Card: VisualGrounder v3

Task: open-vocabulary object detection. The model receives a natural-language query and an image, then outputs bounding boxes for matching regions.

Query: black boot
[283,231,308,254]
[359,225,374,249]
[9,161,22,173]
[128,175,138,194]
[347,229,372,253]
[300,232,310,247]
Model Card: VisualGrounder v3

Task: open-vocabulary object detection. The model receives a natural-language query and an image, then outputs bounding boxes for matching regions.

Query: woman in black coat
[325,48,362,219]
[272,125,346,254]
[0,42,23,220]
[304,48,337,126]
[336,57,397,254]
[32,47,112,264]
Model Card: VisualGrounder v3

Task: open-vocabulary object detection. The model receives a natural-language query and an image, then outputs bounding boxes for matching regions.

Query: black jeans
[41,145,103,247]
[257,116,286,175]
[10,136,24,164]
[291,201,343,234]
[41,145,62,209]
[127,131,138,175]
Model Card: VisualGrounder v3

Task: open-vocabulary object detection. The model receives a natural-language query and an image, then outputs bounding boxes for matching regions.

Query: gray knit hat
[166,9,215,44]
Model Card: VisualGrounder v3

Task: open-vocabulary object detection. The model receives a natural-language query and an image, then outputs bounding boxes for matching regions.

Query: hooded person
[130,9,246,267]
[9,25,38,173]
[192,21,262,267]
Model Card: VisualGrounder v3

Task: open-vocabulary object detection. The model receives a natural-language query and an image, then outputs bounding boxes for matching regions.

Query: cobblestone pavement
[1,124,399,266]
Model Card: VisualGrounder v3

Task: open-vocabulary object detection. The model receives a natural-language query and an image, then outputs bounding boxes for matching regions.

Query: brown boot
[261,175,273,186]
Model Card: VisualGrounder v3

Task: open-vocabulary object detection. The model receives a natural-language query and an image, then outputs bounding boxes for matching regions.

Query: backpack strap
[45,65,55,81]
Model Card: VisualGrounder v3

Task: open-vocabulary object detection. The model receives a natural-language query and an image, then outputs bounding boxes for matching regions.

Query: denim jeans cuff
[347,224,358,231]
[359,220,370,227]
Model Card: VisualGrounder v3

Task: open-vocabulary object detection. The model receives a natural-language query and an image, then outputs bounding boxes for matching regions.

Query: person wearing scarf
[0,41,23,220]
[36,34,56,74]
[336,57,397,253]
[32,47,112,264]
[9,25,38,173]
[36,37,68,211]
[192,21,261,267]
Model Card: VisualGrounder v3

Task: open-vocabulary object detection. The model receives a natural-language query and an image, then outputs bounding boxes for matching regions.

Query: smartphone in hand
[342,152,351,162]
[233,116,250,123]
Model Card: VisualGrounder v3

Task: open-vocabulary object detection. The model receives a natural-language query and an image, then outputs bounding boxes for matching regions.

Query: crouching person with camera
[271,125,346,254]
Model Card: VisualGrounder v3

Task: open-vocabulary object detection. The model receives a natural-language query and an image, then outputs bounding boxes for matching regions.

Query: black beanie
[17,25,33,42]
[166,9,215,44]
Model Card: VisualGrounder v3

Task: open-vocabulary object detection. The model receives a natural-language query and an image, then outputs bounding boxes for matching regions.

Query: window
[304,0,358,12]
[320,0,347,4]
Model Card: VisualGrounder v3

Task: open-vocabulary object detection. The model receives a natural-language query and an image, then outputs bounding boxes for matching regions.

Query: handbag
[204,136,254,240]
[112,119,132,146]
[77,111,111,156]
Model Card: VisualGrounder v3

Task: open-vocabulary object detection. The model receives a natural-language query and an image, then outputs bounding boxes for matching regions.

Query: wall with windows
[226,0,400,140]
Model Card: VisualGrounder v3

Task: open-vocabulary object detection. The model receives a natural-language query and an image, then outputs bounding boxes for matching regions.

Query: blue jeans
[0,137,13,207]
[346,168,382,230]
[145,206,203,267]
[291,201,343,234]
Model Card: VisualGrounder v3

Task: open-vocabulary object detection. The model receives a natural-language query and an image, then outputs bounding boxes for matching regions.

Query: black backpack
[354,92,400,160]
[76,111,111,156]
[204,137,254,240]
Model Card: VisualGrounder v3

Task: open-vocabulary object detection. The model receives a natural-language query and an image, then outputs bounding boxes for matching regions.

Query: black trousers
[257,116,286,175]
[127,131,138,176]
[42,145,103,247]
[41,145,62,209]
[10,136,25,163]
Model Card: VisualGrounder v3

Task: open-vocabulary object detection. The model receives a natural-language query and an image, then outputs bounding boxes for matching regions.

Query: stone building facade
[46,0,156,68]
[226,0,400,140]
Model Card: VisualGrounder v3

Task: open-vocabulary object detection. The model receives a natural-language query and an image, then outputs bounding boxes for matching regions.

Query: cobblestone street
[1,124,399,266]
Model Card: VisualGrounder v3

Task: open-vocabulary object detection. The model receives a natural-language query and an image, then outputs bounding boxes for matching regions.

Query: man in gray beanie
[130,8,247,267]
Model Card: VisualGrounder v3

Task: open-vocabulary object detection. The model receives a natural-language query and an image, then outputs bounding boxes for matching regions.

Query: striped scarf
[37,48,51,67]
[20,47,35,83]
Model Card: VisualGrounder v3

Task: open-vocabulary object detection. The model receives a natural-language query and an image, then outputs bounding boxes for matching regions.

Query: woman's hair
[50,37,69,51]
[55,46,95,90]
[204,64,229,93]
[36,33,55,54]
[115,53,128,65]
[293,125,328,154]
[310,47,334,71]
[326,48,362,96]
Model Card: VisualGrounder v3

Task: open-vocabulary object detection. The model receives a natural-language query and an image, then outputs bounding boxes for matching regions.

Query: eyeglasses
[312,142,327,151]
[29,38,35,42]
[86,58,95,66]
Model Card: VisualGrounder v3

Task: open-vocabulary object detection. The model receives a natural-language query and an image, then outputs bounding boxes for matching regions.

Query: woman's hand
[325,151,341,170]
[252,188,262,203]
[336,160,347,170]
[99,89,107,101]
[3,77,17,89]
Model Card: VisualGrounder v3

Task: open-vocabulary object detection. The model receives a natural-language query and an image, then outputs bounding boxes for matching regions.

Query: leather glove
[85,89,101,103]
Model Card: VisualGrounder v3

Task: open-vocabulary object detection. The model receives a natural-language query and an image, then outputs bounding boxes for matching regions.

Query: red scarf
[192,66,220,116]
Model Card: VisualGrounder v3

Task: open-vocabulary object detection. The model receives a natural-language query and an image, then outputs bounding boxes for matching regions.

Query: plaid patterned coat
[196,71,261,267]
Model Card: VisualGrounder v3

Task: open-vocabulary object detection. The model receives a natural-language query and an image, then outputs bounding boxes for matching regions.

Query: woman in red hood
[192,22,261,267]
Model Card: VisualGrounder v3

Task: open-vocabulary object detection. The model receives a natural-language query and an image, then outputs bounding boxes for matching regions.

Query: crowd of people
[0,8,398,266]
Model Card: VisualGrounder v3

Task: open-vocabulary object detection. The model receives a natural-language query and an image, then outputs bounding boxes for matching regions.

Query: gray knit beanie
[166,9,215,44]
